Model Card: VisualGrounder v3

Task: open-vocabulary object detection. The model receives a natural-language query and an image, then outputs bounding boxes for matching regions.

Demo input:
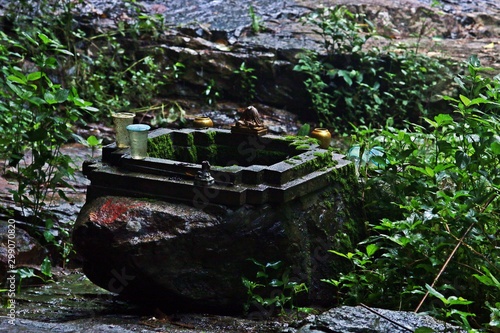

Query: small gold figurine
[231,106,268,135]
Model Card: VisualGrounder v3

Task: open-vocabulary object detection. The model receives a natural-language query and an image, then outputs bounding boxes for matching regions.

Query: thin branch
[360,303,413,332]
[415,192,498,313]
[414,221,475,313]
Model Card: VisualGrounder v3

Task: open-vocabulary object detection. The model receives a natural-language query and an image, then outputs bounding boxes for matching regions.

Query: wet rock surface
[88,0,499,71]
[290,305,466,333]
[116,0,500,117]
[0,272,466,333]
[0,271,290,332]
[0,221,46,283]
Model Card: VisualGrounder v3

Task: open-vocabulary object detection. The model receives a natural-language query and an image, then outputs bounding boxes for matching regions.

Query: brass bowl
[310,128,331,149]
[193,116,214,128]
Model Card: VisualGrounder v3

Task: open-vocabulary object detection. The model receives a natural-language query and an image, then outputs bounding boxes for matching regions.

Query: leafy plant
[423,284,476,330]
[0,30,96,221]
[297,123,311,137]
[72,134,103,159]
[242,259,310,318]
[249,5,264,34]
[233,62,257,103]
[473,267,500,331]
[305,5,372,55]
[43,218,76,268]
[0,0,190,273]
[334,56,499,330]
[322,244,385,305]
[203,78,220,106]
[149,102,186,127]
[14,257,54,291]
[7,0,183,122]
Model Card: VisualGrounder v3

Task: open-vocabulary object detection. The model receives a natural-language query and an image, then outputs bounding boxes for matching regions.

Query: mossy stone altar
[74,128,364,312]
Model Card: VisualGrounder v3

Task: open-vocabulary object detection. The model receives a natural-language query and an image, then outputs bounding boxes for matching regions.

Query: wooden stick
[414,222,475,313]
[360,303,413,332]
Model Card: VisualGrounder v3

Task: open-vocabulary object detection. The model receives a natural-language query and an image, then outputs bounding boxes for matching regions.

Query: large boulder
[73,174,363,313]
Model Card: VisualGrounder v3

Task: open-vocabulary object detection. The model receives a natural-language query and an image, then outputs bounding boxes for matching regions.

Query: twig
[360,303,413,332]
[415,193,497,313]
[414,222,475,313]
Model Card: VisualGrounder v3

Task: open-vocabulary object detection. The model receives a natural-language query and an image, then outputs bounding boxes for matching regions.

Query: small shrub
[242,259,310,318]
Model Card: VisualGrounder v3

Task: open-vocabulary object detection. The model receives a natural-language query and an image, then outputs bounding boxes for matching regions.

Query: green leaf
[266,261,282,270]
[407,165,434,177]
[433,163,454,173]
[269,279,284,287]
[28,96,46,106]
[87,135,101,147]
[414,327,436,333]
[434,113,453,126]
[17,267,37,279]
[365,244,379,257]
[338,70,353,86]
[437,141,453,154]
[57,189,70,202]
[321,278,341,287]
[425,166,434,177]
[329,250,352,259]
[38,33,52,44]
[27,71,42,81]
[7,74,27,85]
[55,48,74,57]
[491,141,500,155]
[44,91,58,104]
[83,106,99,112]
[459,94,471,107]
[446,296,473,306]
[468,97,489,106]
[22,32,39,46]
[43,230,55,243]
[40,257,52,278]
[72,133,89,146]
[473,267,500,289]
[297,123,311,136]
[55,89,69,103]
[423,117,437,127]
[442,95,459,103]
[425,284,446,303]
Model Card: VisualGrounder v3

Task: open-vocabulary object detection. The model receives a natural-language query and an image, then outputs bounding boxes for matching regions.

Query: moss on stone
[294,144,311,150]
[205,130,217,144]
[197,144,218,163]
[186,132,194,147]
[254,150,288,165]
[288,137,319,147]
[148,131,337,173]
[148,134,175,159]
[175,146,198,163]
